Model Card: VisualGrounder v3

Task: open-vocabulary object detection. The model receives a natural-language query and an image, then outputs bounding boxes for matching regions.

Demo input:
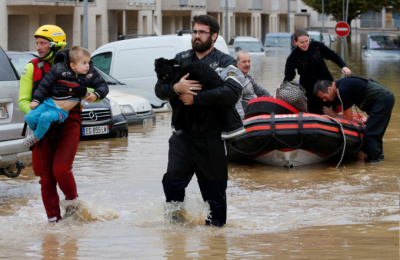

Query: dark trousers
[162,133,228,225]
[364,93,395,161]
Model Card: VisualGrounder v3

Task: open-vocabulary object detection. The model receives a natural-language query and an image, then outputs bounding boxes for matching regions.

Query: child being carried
[23,46,109,147]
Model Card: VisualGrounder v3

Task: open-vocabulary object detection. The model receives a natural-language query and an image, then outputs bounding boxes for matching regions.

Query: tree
[302,0,400,26]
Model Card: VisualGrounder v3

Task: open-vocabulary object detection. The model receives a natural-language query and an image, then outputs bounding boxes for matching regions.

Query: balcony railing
[34,0,95,2]
[179,0,206,7]
[128,0,155,5]
[220,0,236,10]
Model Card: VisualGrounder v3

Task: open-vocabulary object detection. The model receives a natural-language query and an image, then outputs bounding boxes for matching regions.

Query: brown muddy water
[1,33,399,259]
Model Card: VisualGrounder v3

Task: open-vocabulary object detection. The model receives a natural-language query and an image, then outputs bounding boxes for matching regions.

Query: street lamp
[322,0,324,32]
[225,0,228,43]
[287,0,290,32]
[83,0,88,48]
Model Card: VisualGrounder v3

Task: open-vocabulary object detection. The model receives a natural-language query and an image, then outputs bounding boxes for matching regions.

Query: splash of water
[132,196,210,227]
[60,199,119,223]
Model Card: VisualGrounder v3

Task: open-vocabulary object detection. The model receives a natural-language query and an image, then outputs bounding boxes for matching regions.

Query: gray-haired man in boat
[313,76,395,163]
[234,50,273,119]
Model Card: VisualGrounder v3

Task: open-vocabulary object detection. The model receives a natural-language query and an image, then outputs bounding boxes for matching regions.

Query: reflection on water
[0,34,399,258]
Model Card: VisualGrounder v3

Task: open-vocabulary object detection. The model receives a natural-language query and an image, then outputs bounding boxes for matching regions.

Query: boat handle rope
[229,135,274,156]
[269,112,305,149]
[305,115,346,168]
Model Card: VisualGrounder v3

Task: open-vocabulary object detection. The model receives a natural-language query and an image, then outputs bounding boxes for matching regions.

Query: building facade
[2,0,299,52]
[1,0,398,52]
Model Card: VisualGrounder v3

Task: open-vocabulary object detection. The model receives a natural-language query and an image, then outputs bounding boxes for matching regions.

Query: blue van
[263,32,294,55]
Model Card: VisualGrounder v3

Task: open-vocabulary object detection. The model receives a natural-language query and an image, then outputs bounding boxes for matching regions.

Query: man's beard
[192,36,213,53]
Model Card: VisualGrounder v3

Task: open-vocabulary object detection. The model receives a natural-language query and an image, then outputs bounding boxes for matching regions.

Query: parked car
[308,31,324,43]
[91,31,230,113]
[228,36,266,55]
[95,67,156,126]
[6,51,130,140]
[263,32,293,55]
[322,33,331,46]
[0,48,31,178]
[362,32,400,59]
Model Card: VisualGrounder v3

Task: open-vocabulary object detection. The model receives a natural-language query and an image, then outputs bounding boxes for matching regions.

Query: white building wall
[0,1,7,50]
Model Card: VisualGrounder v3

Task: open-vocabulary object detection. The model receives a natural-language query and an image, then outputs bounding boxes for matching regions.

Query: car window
[234,41,264,52]
[264,37,291,47]
[7,53,36,77]
[309,34,322,42]
[368,35,400,50]
[92,52,112,74]
[0,51,18,81]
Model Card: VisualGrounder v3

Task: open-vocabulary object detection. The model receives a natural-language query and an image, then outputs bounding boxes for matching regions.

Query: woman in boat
[283,28,352,114]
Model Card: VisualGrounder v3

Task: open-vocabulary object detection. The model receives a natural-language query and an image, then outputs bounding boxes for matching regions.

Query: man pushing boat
[313,76,395,163]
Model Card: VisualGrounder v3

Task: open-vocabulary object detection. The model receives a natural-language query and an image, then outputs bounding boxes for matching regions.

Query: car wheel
[118,130,128,138]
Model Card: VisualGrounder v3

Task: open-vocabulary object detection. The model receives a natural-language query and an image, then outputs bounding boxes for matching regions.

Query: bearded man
[155,15,244,227]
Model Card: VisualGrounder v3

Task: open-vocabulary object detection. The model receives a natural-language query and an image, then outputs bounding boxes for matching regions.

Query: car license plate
[0,106,8,119]
[143,118,154,126]
[82,125,109,136]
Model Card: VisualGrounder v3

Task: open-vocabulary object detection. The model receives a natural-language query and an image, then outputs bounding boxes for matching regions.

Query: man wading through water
[155,15,245,227]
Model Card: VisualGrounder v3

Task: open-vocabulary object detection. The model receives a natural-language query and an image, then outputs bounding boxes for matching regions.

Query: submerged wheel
[118,130,128,138]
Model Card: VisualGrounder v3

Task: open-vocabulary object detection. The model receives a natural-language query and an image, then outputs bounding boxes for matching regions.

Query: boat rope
[229,135,274,156]
[324,115,346,168]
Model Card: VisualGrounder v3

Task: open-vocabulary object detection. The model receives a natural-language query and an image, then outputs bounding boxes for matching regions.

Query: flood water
[1,33,399,259]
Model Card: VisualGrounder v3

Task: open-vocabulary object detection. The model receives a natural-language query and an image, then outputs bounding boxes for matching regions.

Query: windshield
[234,41,265,52]
[7,52,36,77]
[95,66,121,85]
[368,35,400,50]
[264,37,292,47]
[309,34,322,42]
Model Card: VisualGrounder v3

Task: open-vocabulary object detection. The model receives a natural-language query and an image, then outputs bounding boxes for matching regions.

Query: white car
[362,32,400,59]
[91,32,230,113]
[308,31,324,44]
[95,68,156,126]
[228,36,266,55]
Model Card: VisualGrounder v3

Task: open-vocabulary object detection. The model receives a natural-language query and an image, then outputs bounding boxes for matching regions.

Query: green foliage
[302,0,398,25]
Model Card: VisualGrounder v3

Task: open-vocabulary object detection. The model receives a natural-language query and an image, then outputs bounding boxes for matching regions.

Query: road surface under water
[0,33,399,259]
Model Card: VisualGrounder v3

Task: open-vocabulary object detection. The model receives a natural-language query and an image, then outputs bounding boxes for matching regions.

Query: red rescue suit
[30,58,80,222]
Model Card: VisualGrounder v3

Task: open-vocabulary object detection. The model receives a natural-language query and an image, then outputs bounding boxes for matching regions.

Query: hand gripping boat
[228,97,366,167]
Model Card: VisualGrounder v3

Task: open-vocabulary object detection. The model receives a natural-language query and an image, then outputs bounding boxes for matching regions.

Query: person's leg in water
[193,137,228,227]
[53,114,81,217]
[162,133,194,222]
[364,93,395,162]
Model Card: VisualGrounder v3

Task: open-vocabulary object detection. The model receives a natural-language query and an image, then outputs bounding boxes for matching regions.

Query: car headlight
[110,100,122,116]
[120,105,136,115]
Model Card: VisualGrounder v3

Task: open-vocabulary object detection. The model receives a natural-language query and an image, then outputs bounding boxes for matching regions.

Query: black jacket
[284,41,346,97]
[33,50,109,104]
[155,48,245,140]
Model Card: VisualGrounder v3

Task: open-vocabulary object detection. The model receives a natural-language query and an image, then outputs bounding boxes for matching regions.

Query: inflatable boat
[229,97,366,167]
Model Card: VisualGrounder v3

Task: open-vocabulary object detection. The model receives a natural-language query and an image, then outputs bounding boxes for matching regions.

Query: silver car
[362,32,400,59]
[0,48,31,178]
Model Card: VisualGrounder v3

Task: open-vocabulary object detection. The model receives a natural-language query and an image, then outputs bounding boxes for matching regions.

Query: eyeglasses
[190,30,212,36]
